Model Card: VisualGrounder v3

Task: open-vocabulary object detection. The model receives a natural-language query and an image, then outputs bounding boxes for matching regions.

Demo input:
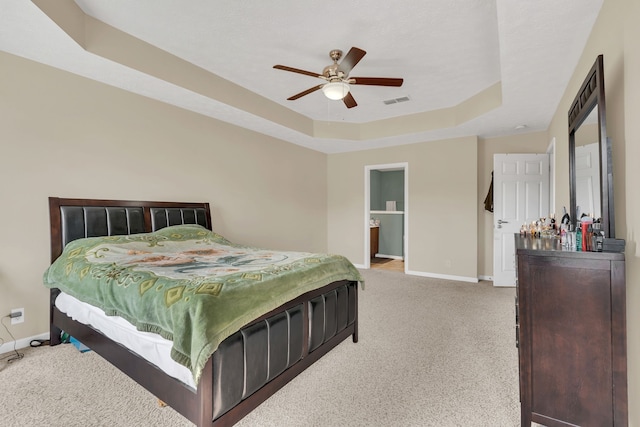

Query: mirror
[568,55,615,238]
[574,108,601,219]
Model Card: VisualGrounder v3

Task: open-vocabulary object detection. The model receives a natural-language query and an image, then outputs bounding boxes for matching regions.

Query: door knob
[497,219,509,229]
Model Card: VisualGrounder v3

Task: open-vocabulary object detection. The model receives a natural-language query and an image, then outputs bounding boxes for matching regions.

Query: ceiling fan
[273,47,404,109]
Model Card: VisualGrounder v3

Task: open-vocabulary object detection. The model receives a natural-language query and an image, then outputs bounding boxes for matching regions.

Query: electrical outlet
[10,308,24,325]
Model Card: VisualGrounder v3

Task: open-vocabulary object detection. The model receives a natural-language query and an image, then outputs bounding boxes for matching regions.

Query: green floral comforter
[43,224,363,383]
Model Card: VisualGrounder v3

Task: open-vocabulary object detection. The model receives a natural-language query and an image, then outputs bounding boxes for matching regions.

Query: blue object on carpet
[69,336,91,353]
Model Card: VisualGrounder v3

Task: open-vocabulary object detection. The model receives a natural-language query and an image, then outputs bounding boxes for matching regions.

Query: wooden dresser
[370,226,379,258]
[515,235,627,426]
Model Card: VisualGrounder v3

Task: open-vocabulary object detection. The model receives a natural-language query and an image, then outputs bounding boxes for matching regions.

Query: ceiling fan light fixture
[322,81,350,100]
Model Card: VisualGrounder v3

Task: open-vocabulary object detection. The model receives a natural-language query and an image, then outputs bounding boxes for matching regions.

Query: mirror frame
[568,54,615,238]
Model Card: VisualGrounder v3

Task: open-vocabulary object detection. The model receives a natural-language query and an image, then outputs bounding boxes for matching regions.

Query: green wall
[370,170,404,211]
[375,213,404,257]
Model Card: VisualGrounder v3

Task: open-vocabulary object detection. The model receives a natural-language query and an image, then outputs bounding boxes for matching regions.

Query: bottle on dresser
[592,222,605,252]
[580,216,593,252]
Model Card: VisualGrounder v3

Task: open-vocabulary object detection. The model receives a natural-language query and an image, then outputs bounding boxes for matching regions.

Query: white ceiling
[0,0,603,153]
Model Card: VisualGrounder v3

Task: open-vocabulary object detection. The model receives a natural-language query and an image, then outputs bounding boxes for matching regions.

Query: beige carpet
[0,269,520,427]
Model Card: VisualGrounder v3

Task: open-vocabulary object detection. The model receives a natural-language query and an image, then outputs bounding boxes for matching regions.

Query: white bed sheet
[55,292,196,389]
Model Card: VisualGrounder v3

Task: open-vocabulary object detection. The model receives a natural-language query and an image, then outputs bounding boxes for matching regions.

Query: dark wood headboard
[48,197,212,263]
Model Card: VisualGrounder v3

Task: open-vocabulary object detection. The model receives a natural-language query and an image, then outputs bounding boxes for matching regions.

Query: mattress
[55,292,196,389]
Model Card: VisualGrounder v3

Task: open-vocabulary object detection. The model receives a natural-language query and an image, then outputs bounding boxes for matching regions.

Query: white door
[575,142,601,218]
[493,154,549,287]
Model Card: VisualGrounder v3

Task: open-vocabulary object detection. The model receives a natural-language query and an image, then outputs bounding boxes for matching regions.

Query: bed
[45,197,361,426]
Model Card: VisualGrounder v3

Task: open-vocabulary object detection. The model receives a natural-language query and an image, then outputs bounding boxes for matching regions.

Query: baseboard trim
[0,332,50,355]
[358,263,481,283]
[374,254,404,260]
[478,275,493,281]
[406,270,479,283]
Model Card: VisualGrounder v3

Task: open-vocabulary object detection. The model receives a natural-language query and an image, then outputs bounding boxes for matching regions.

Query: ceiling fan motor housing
[323,63,344,81]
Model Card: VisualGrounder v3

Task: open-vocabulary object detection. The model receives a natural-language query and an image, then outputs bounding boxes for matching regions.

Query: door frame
[364,162,408,272]
[547,137,556,215]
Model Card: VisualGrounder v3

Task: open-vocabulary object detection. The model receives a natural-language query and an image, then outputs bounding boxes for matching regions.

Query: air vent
[383,96,410,105]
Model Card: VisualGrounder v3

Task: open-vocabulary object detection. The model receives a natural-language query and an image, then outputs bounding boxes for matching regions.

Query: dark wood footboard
[51,279,358,426]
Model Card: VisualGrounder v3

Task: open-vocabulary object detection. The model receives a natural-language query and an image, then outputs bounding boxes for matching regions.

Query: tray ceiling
[0,0,603,153]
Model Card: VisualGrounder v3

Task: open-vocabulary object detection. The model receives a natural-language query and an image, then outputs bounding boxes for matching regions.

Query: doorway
[364,163,408,273]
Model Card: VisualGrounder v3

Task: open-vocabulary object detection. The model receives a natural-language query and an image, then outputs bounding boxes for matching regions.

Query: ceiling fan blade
[343,92,357,109]
[273,65,321,78]
[287,84,324,100]
[350,77,404,87]
[338,47,366,75]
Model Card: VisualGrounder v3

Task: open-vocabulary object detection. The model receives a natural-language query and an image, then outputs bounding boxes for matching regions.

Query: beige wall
[547,0,639,424]
[477,132,550,278]
[622,0,640,424]
[328,137,478,280]
[326,122,551,283]
[0,52,328,343]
